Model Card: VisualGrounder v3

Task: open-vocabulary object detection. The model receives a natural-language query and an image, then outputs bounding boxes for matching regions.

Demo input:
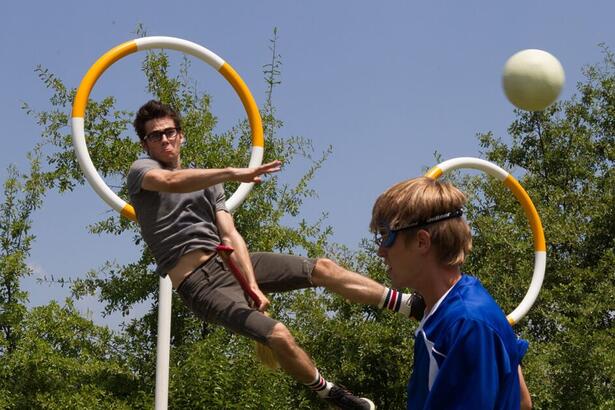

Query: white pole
[155,275,173,410]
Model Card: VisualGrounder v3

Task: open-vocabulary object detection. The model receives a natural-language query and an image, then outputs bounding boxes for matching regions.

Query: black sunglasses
[144,127,180,143]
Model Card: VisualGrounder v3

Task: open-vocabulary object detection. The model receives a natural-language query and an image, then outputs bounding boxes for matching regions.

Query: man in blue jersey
[370,176,532,409]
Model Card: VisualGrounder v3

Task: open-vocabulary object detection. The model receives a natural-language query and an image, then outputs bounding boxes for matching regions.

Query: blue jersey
[407,275,528,409]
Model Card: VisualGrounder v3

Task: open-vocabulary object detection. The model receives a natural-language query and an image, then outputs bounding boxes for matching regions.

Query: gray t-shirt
[127,158,228,277]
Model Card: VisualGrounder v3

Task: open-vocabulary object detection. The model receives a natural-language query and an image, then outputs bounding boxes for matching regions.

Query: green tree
[0,153,149,409]
[0,150,44,356]
[0,151,46,408]
[1,301,149,409]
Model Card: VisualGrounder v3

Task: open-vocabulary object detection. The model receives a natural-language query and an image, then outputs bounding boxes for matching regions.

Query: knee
[267,323,298,353]
[311,257,340,285]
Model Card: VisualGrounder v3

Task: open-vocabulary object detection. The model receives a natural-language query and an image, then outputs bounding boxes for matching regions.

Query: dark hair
[133,100,182,140]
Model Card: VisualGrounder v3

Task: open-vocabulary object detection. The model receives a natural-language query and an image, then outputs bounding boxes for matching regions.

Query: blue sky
[2,1,614,328]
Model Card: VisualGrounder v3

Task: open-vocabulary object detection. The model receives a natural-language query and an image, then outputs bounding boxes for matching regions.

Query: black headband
[395,208,464,231]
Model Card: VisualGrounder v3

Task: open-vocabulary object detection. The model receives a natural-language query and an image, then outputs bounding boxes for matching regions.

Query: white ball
[502,49,565,111]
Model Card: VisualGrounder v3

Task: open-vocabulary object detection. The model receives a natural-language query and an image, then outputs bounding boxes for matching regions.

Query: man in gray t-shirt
[128,100,424,409]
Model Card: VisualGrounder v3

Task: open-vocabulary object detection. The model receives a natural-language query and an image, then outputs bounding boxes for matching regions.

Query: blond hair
[370,176,472,266]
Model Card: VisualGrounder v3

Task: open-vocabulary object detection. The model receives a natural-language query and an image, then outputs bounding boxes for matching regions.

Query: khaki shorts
[176,252,316,344]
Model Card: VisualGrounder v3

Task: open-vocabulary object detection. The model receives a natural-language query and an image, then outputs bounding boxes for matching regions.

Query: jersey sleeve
[425,319,516,409]
[127,159,161,196]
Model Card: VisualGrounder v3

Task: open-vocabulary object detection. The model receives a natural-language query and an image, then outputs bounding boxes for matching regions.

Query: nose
[377,244,387,258]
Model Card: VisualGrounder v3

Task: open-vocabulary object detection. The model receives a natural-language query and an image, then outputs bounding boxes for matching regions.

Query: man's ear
[416,229,432,253]
[141,140,150,156]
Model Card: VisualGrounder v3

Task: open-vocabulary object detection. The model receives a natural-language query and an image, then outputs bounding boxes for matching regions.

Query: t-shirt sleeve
[426,319,514,409]
[127,159,161,196]
[212,183,228,213]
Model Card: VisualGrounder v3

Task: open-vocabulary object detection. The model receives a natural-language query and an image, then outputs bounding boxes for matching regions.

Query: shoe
[325,384,376,409]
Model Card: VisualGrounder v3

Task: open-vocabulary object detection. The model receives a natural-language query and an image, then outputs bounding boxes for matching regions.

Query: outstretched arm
[215,210,270,312]
[142,160,282,193]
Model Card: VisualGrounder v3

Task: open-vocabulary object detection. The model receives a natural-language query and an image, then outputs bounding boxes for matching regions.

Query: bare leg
[267,323,317,384]
[311,258,385,305]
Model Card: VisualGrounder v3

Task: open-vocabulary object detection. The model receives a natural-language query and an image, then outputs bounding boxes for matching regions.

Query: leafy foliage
[0,149,45,355]
[1,301,149,409]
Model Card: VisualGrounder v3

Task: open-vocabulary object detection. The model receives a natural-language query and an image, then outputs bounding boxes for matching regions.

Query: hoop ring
[425,157,546,325]
[71,36,264,221]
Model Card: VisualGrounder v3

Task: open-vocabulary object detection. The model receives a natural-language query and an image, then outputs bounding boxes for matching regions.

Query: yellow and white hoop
[71,36,265,221]
[426,157,546,325]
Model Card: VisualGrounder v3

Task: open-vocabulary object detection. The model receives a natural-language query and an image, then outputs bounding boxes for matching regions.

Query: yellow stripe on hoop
[219,63,264,148]
[72,41,138,118]
[425,166,443,179]
[121,204,137,221]
[504,175,546,252]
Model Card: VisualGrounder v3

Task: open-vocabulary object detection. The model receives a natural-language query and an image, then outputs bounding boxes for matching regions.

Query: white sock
[305,369,333,398]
